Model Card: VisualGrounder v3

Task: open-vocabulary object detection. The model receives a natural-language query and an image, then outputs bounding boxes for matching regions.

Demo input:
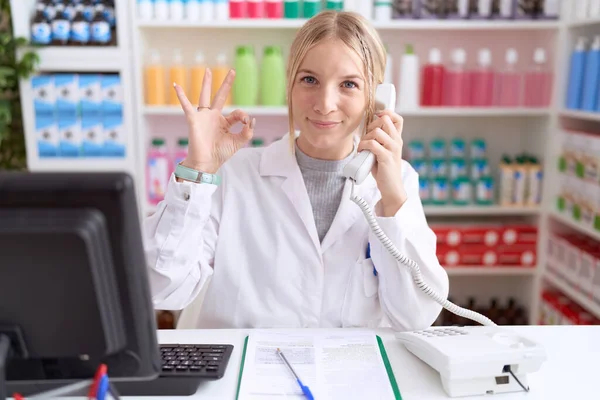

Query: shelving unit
[560,109,600,122]
[544,272,600,320]
[423,206,540,216]
[548,211,600,242]
[445,267,537,277]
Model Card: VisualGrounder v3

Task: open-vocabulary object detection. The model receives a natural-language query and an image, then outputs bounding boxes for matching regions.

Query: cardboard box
[54,74,79,116]
[579,246,597,298]
[32,75,55,116]
[79,74,102,117]
[496,244,537,266]
[102,74,123,116]
[81,114,104,157]
[35,115,59,157]
[58,115,81,157]
[103,114,126,157]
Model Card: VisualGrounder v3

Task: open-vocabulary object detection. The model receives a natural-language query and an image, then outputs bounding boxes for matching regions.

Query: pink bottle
[147,138,170,205]
[172,138,189,176]
[496,48,522,107]
[470,48,495,107]
[524,48,553,108]
[247,0,265,18]
[265,0,283,18]
[230,0,247,18]
[444,48,471,107]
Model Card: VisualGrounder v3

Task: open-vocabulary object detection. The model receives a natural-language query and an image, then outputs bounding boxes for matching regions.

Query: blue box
[54,74,79,116]
[102,74,123,116]
[103,114,126,157]
[32,75,55,116]
[58,115,81,157]
[81,115,104,157]
[36,115,59,157]
[79,74,102,117]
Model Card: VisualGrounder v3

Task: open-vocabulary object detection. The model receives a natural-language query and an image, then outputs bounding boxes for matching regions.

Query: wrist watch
[174,163,221,185]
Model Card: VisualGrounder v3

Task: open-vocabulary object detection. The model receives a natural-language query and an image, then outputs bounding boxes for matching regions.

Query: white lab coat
[144,133,449,331]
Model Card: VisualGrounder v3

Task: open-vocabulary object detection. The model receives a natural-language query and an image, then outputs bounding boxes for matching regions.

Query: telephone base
[441,373,529,398]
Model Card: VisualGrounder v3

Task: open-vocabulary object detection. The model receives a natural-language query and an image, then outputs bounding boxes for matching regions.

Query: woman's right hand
[173,68,255,175]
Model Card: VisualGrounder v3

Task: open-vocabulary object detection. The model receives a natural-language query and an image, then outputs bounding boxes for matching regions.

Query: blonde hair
[286,11,387,151]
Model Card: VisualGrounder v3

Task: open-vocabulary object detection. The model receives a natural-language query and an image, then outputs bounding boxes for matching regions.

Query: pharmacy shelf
[544,271,600,319]
[559,109,600,122]
[136,19,559,31]
[143,105,288,116]
[424,206,540,216]
[27,158,133,173]
[445,267,537,276]
[19,47,126,73]
[549,210,600,242]
[566,17,600,28]
[144,105,550,118]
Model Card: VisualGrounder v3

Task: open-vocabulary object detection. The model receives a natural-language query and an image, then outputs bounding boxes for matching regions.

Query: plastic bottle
[82,0,95,22]
[495,0,514,19]
[186,0,202,20]
[448,0,470,19]
[215,0,229,19]
[375,0,393,21]
[189,51,207,106]
[172,138,189,174]
[325,0,344,11]
[233,46,259,106]
[284,0,300,18]
[145,49,166,105]
[154,0,169,20]
[169,49,187,106]
[51,4,71,46]
[31,4,52,45]
[444,48,470,107]
[393,0,416,18]
[147,138,169,205]
[260,46,286,106]
[398,44,419,111]
[91,3,111,46]
[230,0,247,18]
[476,0,493,18]
[212,52,232,106]
[543,0,560,19]
[496,48,522,107]
[471,48,495,107]
[70,4,91,46]
[200,0,215,22]
[266,0,284,18]
[582,36,600,111]
[169,0,184,20]
[566,38,587,109]
[524,48,553,108]
[499,155,514,206]
[420,48,445,107]
[303,0,321,18]
[248,0,265,17]
[41,0,56,22]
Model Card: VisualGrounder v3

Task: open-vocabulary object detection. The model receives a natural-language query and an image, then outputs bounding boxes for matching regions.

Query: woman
[144,10,449,331]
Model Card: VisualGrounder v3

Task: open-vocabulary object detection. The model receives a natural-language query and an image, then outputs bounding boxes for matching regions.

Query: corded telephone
[343,83,547,398]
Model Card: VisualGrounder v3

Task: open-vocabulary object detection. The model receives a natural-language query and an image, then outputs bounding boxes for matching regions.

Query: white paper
[237,332,396,400]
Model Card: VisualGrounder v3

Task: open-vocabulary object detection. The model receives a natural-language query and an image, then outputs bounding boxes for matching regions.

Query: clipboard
[235,334,402,400]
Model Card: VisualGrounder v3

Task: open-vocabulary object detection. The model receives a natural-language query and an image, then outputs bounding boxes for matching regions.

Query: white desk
[146,326,600,400]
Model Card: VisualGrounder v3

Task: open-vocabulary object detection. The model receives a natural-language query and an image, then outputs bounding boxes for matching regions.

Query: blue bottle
[566,37,588,110]
[582,36,600,112]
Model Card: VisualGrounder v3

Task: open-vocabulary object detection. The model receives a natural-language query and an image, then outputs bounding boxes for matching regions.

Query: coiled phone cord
[350,181,497,327]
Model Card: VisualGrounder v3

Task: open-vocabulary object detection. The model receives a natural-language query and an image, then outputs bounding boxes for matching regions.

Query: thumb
[237,117,255,144]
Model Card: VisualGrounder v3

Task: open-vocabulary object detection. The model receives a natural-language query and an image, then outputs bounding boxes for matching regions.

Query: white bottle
[478,0,493,18]
[186,0,201,20]
[200,0,215,22]
[374,0,392,21]
[215,0,229,20]
[457,0,469,18]
[138,0,154,20]
[384,45,393,84]
[398,44,419,111]
[499,0,513,18]
[170,0,185,20]
[351,0,372,20]
[543,0,560,18]
[154,0,169,20]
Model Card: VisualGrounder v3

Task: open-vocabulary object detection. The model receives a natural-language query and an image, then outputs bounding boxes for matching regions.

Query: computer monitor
[0,172,161,399]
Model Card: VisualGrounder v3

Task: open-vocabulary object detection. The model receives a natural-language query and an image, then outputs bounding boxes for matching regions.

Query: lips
[309,119,340,129]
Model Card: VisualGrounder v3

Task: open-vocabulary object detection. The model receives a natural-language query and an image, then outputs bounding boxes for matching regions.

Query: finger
[211,69,236,110]
[380,115,401,141]
[198,68,213,108]
[363,128,398,151]
[225,109,250,126]
[357,139,390,164]
[376,110,403,133]
[234,117,255,144]
[173,83,195,116]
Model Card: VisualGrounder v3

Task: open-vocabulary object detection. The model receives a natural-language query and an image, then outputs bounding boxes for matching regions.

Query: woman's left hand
[357,110,407,217]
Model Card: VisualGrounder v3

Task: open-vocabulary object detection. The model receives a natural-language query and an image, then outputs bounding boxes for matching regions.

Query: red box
[496,244,537,267]
[500,225,538,245]
[433,226,463,247]
[436,246,460,267]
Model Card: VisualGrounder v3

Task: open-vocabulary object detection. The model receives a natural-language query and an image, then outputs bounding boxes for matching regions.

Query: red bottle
[470,48,495,107]
[421,48,445,106]
[444,48,471,107]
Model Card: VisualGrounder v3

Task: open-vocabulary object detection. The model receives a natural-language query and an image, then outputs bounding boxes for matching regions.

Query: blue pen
[366,243,377,276]
[96,374,109,400]
[276,348,315,400]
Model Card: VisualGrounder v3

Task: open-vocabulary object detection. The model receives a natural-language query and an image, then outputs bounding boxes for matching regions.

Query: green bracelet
[174,163,221,185]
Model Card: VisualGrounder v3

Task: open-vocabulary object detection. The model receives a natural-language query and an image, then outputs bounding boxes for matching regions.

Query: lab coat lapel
[259,134,321,254]
[320,173,378,253]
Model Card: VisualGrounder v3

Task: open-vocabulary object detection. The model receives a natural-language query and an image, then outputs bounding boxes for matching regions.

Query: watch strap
[174,163,221,185]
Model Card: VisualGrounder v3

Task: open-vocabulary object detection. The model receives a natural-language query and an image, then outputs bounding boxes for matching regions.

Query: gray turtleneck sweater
[295,141,354,243]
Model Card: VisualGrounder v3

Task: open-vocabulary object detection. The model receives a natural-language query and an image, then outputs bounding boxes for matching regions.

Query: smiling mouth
[309,119,341,129]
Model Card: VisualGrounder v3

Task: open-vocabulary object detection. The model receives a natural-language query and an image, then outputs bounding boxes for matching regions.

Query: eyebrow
[297,69,364,81]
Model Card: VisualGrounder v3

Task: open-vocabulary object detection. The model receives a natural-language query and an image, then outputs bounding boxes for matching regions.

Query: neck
[296,134,355,161]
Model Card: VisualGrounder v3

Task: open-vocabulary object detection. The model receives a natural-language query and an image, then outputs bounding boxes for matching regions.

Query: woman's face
[291,39,367,159]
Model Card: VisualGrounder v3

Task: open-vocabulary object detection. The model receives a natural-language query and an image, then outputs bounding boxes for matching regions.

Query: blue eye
[301,76,317,85]
[343,81,358,89]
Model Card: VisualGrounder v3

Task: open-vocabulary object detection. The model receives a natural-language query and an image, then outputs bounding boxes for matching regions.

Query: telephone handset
[344,84,546,398]
[342,83,397,185]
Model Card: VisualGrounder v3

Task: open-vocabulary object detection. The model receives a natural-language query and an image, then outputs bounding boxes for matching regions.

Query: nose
[313,86,338,115]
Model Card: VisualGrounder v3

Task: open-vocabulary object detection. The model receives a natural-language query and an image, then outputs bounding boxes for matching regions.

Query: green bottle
[233,45,259,106]
[326,0,344,11]
[303,0,321,18]
[284,0,300,18]
[260,46,286,106]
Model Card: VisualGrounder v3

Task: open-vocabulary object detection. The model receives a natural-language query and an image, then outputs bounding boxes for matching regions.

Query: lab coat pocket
[341,258,382,328]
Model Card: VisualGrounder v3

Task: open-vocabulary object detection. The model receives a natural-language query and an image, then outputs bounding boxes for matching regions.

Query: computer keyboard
[114,343,234,396]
